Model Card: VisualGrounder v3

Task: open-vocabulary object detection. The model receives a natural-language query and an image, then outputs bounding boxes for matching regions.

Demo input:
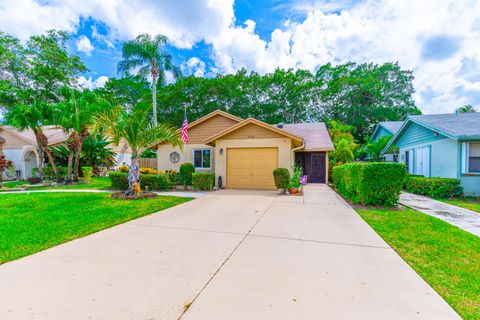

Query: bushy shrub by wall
[178,163,195,189]
[333,162,406,206]
[273,168,290,190]
[81,167,93,182]
[192,172,215,191]
[404,176,463,198]
[42,166,68,179]
[108,171,172,191]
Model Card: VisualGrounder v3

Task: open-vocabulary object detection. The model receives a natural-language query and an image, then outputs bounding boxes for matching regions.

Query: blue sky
[1,0,480,114]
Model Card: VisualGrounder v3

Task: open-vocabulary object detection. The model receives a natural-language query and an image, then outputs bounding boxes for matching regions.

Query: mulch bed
[111,192,158,200]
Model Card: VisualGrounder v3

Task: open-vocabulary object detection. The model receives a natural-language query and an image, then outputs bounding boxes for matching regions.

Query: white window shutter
[461,142,469,174]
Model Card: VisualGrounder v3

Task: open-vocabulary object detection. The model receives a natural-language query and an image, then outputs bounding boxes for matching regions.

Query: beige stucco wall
[157,143,214,172]
[214,138,293,188]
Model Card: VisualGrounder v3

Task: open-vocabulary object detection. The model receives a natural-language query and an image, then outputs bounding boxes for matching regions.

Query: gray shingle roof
[281,123,335,151]
[379,121,404,134]
[410,112,480,139]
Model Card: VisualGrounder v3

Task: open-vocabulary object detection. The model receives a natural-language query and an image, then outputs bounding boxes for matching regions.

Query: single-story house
[370,121,403,161]
[0,125,131,179]
[153,110,335,190]
[382,112,480,196]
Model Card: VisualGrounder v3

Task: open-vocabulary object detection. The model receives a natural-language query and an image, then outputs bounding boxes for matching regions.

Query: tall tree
[3,30,87,178]
[456,104,477,113]
[117,34,181,125]
[92,103,181,194]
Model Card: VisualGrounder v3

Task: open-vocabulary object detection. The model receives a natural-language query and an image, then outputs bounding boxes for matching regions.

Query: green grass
[1,177,112,191]
[0,192,192,264]
[441,197,480,213]
[357,207,480,320]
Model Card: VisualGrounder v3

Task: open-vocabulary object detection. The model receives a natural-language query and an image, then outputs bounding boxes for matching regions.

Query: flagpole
[183,105,187,164]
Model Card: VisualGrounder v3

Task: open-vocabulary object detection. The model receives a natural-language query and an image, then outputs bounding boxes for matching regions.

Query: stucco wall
[399,138,458,178]
[3,147,39,179]
[115,152,132,167]
[214,138,293,188]
[157,143,214,172]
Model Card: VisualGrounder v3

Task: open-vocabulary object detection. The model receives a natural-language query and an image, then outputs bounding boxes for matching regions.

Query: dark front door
[310,153,326,183]
[294,152,326,183]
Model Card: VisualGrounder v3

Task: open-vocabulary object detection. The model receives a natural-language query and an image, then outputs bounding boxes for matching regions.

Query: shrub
[42,166,68,179]
[273,168,290,190]
[108,171,173,191]
[178,163,195,189]
[118,165,129,173]
[404,176,463,198]
[289,165,303,189]
[139,167,159,175]
[192,172,215,191]
[109,171,129,190]
[333,162,406,206]
[81,167,93,182]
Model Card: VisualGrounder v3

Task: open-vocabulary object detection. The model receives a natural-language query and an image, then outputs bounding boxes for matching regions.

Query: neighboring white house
[0,125,131,179]
[0,126,68,179]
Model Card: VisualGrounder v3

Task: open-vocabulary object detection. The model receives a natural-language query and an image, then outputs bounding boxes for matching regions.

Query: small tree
[178,163,195,190]
[273,168,290,193]
[92,103,181,195]
[332,139,354,163]
[0,154,13,187]
[360,136,393,162]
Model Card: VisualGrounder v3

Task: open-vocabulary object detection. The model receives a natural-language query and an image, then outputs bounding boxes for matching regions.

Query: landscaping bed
[0,192,192,264]
[357,206,480,320]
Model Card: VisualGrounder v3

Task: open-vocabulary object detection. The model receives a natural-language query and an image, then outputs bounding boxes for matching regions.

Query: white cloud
[75,36,94,55]
[77,75,109,89]
[1,0,480,113]
[182,57,207,77]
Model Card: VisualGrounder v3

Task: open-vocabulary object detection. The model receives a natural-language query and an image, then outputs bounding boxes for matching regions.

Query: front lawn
[442,197,480,213]
[1,177,111,191]
[357,207,480,320]
[0,192,192,264]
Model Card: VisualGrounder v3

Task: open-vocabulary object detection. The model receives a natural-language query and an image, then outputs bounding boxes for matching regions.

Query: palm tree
[6,102,59,178]
[92,103,181,194]
[456,104,477,113]
[117,34,181,126]
[55,89,110,181]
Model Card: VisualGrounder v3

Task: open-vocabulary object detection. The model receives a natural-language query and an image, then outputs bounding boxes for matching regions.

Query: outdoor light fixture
[434,132,439,137]
[219,148,224,155]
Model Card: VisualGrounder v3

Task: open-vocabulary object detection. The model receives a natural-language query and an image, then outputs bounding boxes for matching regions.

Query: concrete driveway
[0,185,459,319]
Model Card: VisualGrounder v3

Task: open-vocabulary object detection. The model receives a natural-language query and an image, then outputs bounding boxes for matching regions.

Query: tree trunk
[152,75,158,126]
[127,151,140,195]
[33,129,59,179]
[66,132,77,182]
[36,146,44,179]
[73,128,89,181]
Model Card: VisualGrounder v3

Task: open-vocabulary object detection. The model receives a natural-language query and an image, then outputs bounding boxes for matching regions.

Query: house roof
[382,112,480,154]
[370,121,404,141]
[187,110,242,129]
[409,113,480,139]
[282,123,335,151]
[1,125,69,146]
[203,118,305,147]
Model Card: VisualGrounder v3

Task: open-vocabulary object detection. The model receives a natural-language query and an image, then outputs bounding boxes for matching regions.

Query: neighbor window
[462,142,480,173]
[193,149,211,169]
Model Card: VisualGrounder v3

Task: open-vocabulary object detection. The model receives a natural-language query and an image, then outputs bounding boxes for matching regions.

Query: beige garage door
[227,147,278,190]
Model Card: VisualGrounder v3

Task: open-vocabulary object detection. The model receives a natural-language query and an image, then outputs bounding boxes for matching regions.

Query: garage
[226,147,278,190]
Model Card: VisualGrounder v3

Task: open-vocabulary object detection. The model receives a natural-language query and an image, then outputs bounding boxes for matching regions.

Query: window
[462,142,480,173]
[193,149,211,169]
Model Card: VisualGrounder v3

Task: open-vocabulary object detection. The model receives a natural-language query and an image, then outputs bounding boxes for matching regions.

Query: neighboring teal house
[370,121,403,161]
[383,113,480,196]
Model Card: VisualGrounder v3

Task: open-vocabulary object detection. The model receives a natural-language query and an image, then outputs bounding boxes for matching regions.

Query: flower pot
[288,188,299,195]
[27,177,42,184]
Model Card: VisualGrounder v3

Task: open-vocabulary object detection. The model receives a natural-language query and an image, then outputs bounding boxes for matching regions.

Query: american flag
[181,111,189,143]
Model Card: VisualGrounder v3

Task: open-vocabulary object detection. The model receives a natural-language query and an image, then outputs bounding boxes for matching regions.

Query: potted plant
[28,167,42,184]
[288,165,303,195]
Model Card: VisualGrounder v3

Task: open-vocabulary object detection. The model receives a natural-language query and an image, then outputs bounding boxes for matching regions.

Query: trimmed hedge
[333,162,406,206]
[108,171,172,191]
[273,168,290,190]
[81,166,93,182]
[404,176,463,198]
[192,172,215,191]
[178,163,195,189]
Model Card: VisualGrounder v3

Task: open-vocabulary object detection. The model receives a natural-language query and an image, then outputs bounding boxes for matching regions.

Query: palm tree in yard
[92,103,181,194]
[117,34,181,125]
[6,102,59,178]
[55,89,109,181]
[456,104,477,113]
